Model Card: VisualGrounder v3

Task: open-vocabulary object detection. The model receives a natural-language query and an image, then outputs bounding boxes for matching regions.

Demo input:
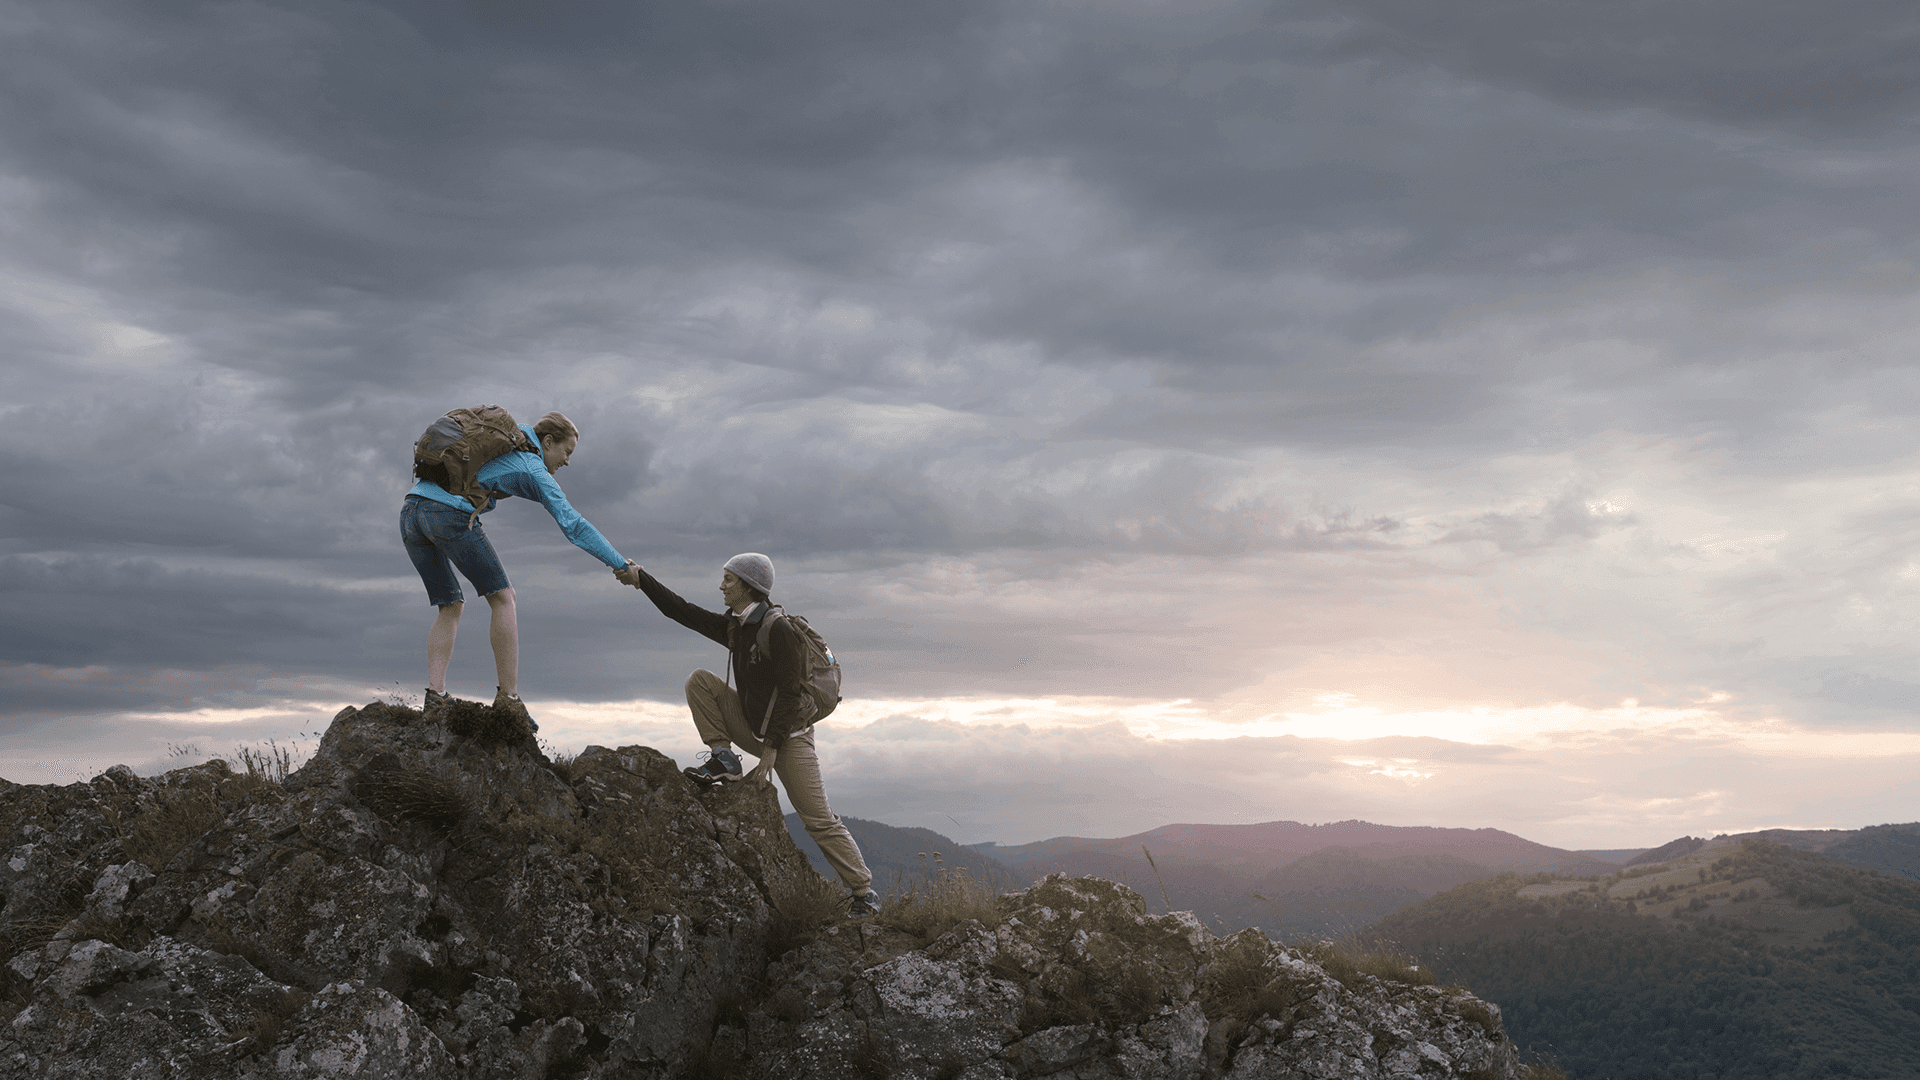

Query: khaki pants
[685,669,873,893]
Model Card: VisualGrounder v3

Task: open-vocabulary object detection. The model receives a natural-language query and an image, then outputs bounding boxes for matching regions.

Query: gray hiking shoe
[847,891,882,919]
[493,688,537,734]
[683,747,743,787]
[423,687,452,719]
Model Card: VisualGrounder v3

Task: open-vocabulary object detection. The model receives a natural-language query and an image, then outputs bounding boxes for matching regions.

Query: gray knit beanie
[722,552,775,596]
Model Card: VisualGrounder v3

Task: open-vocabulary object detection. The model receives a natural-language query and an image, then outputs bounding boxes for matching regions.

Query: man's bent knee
[483,587,515,607]
[796,808,844,833]
[685,669,725,695]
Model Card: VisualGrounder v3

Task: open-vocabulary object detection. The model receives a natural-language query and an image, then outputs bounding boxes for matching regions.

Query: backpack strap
[725,618,736,689]
[725,603,773,689]
[754,606,788,739]
[756,605,785,656]
[758,688,780,740]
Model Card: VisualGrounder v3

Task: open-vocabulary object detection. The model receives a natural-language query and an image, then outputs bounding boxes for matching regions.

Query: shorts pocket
[426,504,479,544]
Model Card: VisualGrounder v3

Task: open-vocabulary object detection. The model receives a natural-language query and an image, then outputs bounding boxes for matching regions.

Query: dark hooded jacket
[629,565,810,741]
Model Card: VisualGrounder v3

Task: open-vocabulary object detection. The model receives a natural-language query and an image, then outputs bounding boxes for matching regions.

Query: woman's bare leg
[428,601,462,694]
[485,587,519,698]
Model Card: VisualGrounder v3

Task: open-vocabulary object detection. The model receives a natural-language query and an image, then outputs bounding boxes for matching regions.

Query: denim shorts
[401,495,510,606]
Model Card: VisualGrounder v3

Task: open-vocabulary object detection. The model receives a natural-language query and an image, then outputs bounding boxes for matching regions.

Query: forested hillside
[1374,840,1920,1079]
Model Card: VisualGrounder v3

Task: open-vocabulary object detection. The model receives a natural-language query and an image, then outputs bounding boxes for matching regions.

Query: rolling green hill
[1817,823,1920,881]
[1372,839,1920,1079]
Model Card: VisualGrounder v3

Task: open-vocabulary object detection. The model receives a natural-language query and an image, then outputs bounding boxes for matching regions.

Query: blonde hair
[532,411,579,445]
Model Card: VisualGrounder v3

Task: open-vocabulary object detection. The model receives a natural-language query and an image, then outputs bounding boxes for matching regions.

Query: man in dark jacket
[615,552,880,917]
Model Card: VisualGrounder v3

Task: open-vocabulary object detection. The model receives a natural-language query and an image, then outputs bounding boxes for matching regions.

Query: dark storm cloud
[6,0,1912,451]
[1,1,985,304]
[14,0,1913,384]
[1297,0,1920,132]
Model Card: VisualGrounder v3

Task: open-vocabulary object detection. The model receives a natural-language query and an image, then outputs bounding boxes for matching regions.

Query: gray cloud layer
[5,1,1919,833]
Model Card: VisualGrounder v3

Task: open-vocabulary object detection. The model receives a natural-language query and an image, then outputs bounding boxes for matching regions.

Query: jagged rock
[0,702,1523,1078]
[0,702,806,1078]
[735,874,1518,1080]
[2,936,306,1078]
[262,981,453,1078]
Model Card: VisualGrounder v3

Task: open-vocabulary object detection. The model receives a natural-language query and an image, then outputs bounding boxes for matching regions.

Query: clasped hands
[613,560,643,588]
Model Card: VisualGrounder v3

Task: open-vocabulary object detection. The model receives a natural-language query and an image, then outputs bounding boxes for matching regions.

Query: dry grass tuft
[539,741,579,782]
[354,757,469,831]
[1297,935,1434,990]
[1452,992,1501,1036]
[123,788,223,869]
[877,853,1004,944]
[766,870,846,959]
[221,741,297,796]
[443,698,534,748]
[1200,937,1302,1022]
[0,913,81,962]
[1015,960,1167,1031]
[1141,845,1173,912]
[379,682,424,720]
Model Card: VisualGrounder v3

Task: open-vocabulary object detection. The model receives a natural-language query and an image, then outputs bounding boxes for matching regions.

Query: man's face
[541,434,578,475]
[720,571,756,612]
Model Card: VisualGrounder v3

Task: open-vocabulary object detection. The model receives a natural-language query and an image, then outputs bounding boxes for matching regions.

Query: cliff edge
[0,701,1523,1079]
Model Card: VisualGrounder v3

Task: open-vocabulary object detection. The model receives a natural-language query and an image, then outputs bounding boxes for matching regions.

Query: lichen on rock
[0,701,1522,1079]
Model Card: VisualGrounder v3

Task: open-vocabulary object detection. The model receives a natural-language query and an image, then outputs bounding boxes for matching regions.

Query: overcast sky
[5,0,1919,849]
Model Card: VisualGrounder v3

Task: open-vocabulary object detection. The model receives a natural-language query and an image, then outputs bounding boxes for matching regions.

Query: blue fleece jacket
[406,424,626,569]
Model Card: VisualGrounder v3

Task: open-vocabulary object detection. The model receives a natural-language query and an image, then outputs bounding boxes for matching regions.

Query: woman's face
[541,434,578,475]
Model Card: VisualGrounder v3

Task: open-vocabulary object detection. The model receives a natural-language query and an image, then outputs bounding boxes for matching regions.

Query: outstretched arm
[496,456,627,569]
[619,562,731,647]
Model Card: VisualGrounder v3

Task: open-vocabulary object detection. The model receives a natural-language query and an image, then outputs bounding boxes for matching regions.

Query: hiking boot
[847,891,882,919]
[423,687,452,720]
[683,747,743,787]
[493,688,537,734]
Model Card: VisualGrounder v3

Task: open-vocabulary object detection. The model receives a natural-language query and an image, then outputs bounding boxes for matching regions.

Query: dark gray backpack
[735,606,842,737]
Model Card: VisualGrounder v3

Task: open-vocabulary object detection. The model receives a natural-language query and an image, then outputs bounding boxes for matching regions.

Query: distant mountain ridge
[961,817,1917,938]
[970,818,1633,936]
[979,819,1624,874]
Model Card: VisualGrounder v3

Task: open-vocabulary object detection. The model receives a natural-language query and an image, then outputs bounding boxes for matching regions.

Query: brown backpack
[412,405,537,513]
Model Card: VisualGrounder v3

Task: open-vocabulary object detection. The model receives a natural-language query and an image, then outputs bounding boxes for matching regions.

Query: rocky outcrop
[739,875,1521,1080]
[0,702,1522,1079]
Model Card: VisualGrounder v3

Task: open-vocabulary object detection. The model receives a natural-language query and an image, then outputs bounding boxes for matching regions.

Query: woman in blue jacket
[400,410,629,727]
